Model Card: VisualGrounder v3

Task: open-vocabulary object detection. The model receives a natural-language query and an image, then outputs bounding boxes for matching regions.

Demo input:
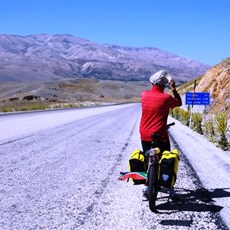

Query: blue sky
[0,0,229,66]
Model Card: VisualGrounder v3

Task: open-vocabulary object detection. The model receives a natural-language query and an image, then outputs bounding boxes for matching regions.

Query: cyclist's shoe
[169,193,182,202]
[142,187,149,200]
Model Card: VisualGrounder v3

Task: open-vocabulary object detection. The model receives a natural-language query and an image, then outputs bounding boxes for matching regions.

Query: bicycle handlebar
[167,122,175,129]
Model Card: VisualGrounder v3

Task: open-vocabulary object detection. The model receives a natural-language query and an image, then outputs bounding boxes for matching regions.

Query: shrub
[191,112,203,134]
[1,106,14,112]
[214,112,229,150]
[203,118,215,142]
[180,109,190,126]
[171,107,180,119]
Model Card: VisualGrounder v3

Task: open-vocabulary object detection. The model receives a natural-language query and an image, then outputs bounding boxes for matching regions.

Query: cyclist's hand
[169,80,176,90]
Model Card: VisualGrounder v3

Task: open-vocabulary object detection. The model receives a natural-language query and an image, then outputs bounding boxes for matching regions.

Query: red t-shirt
[139,85,180,142]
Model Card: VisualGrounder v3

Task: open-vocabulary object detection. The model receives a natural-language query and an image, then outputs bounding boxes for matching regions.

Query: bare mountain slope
[0,34,210,83]
[176,57,230,117]
[196,57,230,115]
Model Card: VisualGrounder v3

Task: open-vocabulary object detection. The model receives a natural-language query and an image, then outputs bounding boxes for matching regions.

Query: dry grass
[0,78,149,112]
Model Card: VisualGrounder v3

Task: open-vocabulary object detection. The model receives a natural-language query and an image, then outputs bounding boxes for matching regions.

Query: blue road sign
[185,92,210,105]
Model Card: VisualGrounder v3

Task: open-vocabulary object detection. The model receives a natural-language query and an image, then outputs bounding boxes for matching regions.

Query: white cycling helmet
[149,70,172,86]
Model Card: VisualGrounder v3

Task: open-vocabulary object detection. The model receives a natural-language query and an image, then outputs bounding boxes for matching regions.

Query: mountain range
[0,34,210,84]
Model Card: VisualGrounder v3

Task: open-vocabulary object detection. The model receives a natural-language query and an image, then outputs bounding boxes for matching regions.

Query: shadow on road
[160,219,193,227]
[154,188,230,228]
[156,187,230,213]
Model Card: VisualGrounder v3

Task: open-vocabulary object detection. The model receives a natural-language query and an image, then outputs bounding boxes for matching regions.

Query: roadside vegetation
[171,73,229,150]
[171,108,230,150]
[171,106,229,151]
[0,102,48,112]
[0,99,132,113]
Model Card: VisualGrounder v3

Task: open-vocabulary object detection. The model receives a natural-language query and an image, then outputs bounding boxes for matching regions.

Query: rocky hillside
[196,58,230,115]
[0,34,210,84]
[177,58,230,117]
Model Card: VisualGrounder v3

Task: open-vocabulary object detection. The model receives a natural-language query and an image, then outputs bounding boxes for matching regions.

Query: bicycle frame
[145,147,161,212]
[146,147,161,171]
[145,122,175,212]
[118,122,175,212]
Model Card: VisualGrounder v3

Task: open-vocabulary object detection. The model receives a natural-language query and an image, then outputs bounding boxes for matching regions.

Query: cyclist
[139,69,182,202]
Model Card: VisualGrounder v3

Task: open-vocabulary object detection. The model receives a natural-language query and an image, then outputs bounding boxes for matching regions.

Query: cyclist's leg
[141,140,152,170]
[141,140,152,199]
[141,140,152,153]
[158,140,170,153]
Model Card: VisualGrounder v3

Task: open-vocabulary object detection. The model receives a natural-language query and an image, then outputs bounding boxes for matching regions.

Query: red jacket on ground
[140,85,181,142]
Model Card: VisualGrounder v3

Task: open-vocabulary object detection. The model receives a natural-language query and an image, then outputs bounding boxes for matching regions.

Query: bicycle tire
[148,164,158,212]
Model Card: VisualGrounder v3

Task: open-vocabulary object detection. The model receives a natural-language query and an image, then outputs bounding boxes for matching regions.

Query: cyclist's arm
[172,89,182,106]
[169,80,182,106]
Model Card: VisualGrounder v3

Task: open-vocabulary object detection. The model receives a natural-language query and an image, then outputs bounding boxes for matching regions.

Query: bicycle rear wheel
[148,164,158,212]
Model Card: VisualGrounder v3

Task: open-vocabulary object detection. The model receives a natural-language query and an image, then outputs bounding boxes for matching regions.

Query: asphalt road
[0,104,228,229]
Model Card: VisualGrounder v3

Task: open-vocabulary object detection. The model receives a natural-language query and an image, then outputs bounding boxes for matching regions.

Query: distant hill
[0,33,213,111]
[0,34,210,84]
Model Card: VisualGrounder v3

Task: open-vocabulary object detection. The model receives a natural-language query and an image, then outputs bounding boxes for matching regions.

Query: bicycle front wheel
[148,164,158,212]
